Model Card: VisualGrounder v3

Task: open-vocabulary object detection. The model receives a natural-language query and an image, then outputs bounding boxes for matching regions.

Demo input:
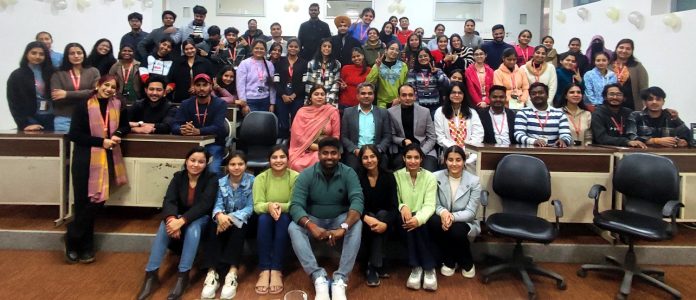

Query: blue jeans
[247,97,271,112]
[275,95,303,138]
[205,144,224,175]
[145,216,209,272]
[257,213,292,270]
[54,116,71,132]
[288,212,362,283]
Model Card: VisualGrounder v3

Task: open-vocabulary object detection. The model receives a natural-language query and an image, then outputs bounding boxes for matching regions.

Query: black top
[298,19,332,60]
[68,97,130,148]
[359,169,398,224]
[477,108,517,144]
[167,56,215,103]
[7,67,45,129]
[162,169,218,223]
[619,77,634,110]
[274,56,308,99]
[330,34,362,67]
[591,104,638,146]
[401,105,416,145]
[128,98,177,134]
[559,51,591,76]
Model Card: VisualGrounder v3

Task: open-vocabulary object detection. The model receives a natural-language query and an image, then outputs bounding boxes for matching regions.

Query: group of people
[5,3,694,300]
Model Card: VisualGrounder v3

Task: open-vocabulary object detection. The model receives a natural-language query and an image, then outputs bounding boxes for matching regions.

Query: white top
[489,109,511,146]
[433,106,484,149]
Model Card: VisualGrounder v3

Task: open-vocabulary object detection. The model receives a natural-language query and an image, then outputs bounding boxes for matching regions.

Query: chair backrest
[239,111,278,146]
[614,153,680,219]
[492,154,551,216]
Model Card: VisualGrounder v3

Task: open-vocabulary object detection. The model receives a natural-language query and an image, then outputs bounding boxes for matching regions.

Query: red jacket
[339,64,371,107]
[465,64,495,107]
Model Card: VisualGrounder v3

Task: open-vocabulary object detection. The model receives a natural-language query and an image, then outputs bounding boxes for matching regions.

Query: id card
[39,100,48,111]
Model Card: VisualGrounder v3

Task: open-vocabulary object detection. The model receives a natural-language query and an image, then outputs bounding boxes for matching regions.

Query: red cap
[193,73,212,83]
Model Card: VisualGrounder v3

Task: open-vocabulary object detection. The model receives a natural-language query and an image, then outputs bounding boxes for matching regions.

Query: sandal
[269,270,284,295]
[255,270,270,295]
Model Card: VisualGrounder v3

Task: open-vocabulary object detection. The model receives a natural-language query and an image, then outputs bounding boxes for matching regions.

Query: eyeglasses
[608,92,624,97]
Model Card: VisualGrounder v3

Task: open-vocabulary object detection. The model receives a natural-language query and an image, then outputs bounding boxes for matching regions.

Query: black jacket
[128,98,177,134]
[161,169,218,223]
[477,108,517,144]
[7,67,40,129]
[273,56,308,99]
[331,34,362,67]
[591,104,637,146]
[298,19,331,60]
[167,56,214,103]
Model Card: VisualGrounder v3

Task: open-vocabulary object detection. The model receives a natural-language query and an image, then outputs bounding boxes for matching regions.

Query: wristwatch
[340,222,349,231]
[138,121,144,127]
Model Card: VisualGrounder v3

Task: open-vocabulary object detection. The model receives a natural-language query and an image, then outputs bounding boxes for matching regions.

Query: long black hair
[558,82,587,110]
[215,65,237,95]
[20,41,54,89]
[351,47,369,75]
[60,42,88,71]
[85,38,116,75]
[442,81,472,120]
[311,38,338,70]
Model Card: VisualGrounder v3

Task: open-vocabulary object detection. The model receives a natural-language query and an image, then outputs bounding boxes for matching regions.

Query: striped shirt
[514,106,573,146]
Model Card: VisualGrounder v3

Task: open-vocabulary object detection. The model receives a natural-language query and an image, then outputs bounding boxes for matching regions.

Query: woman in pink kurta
[288,85,340,171]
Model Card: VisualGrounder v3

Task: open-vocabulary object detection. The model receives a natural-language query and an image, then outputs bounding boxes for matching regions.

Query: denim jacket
[213,173,255,228]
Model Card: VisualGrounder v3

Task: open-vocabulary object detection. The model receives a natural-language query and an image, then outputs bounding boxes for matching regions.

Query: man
[396,17,413,46]
[196,26,223,71]
[128,76,176,134]
[388,84,438,171]
[138,37,175,83]
[462,19,483,49]
[242,19,269,46]
[591,83,646,148]
[138,10,181,59]
[341,83,392,171]
[331,16,362,67]
[266,22,288,57]
[514,82,573,147]
[212,27,249,68]
[298,3,331,60]
[630,86,693,147]
[120,12,149,61]
[477,85,517,145]
[35,31,62,68]
[288,137,364,300]
[172,74,228,173]
[181,5,209,44]
[481,24,513,70]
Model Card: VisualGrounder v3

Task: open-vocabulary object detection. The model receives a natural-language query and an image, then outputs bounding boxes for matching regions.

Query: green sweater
[394,168,437,226]
[253,168,299,214]
[289,162,364,223]
[366,60,408,108]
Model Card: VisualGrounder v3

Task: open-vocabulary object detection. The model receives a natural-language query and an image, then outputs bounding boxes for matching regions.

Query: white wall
[550,0,696,124]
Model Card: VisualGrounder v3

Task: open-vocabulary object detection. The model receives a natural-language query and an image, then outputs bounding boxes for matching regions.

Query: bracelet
[302,218,311,228]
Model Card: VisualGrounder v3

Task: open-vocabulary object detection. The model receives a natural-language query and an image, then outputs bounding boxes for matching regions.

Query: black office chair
[480,154,565,299]
[577,153,684,300]
[233,111,282,170]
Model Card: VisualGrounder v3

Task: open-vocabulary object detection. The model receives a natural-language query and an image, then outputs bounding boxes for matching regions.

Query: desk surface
[592,144,696,153]
[0,130,66,138]
[466,143,615,154]
[466,143,614,173]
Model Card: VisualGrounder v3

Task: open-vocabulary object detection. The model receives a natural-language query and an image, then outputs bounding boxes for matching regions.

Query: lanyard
[615,63,626,82]
[69,70,81,91]
[228,46,237,62]
[490,110,506,135]
[509,69,517,93]
[101,104,110,135]
[196,102,209,126]
[535,110,550,131]
[256,59,266,82]
[121,64,132,83]
[567,111,582,137]
[288,61,295,80]
[519,46,530,63]
[358,22,367,41]
[610,116,624,135]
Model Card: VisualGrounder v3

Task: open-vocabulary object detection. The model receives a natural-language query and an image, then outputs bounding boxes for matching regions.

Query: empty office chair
[577,153,683,300]
[480,154,565,299]
[234,111,280,170]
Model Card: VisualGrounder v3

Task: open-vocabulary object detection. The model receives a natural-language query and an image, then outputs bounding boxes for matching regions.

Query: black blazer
[341,105,392,154]
[273,56,308,100]
[7,67,42,129]
[477,108,517,144]
[330,34,362,67]
[161,170,218,223]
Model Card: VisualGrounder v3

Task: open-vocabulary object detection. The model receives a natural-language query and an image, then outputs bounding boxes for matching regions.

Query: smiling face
[533,47,547,64]
[186,152,207,176]
[490,89,507,109]
[566,85,583,106]
[270,45,282,60]
[450,71,463,82]
[451,36,462,49]
[616,42,633,61]
[518,31,531,46]
[119,47,134,60]
[449,85,464,105]
[270,24,282,37]
[361,148,378,172]
[193,13,206,26]
[67,46,85,66]
[434,25,445,36]
[361,11,374,24]
[644,94,665,113]
[96,79,117,98]
[445,151,464,177]
[417,49,430,66]
[183,43,197,57]
[351,50,364,66]
[269,149,288,173]
[226,156,246,178]
[399,18,409,30]
[473,48,486,64]
[146,81,165,102]
[367,29,379,42]
[319,145,340,170]
[221,70,234,85]
[542,37,554,49]
[403,149,422,172]
[399,85,416,106]
[225,32,238,44]
[385,43,399,60]
[383,23,393,35]
[157,41,172,56]
[408,35,420,49]
[492,28,505,42]
[568,40,581,52]
[594,53,609,70]
[561,55,576,71]
[358,86,374,107]
[287,41,300,56]
[437,36,448,51]
[96,41,111,55]
[252,42,266,59]
[605,87,624,107]
[26,47,46,65]
[320,41,332,57]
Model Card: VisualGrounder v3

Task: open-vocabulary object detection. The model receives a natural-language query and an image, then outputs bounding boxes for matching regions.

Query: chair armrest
[662,200,684,234]
[551,199,563,230]
[588,184,606,217]
[480,190,489,223]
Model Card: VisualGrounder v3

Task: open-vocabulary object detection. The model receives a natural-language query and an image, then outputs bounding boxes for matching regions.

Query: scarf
[87,96,128,203]
[288,104,337,165]
[524,61,548,82]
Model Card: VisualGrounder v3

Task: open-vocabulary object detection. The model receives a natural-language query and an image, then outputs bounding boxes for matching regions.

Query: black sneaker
[375,266,390,278]
[366,268,380,287]
[65,249,79,264]
[78,250,95,264]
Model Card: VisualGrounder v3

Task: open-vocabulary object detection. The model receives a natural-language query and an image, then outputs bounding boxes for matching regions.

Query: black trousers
[427,215,473,269]
[202,221,247,270]
[361,210,394,268]
[400,218,436,269]
[66,194,104,252]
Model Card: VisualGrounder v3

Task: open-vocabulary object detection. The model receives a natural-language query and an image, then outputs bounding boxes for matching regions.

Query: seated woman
[583,52,616,111]
[200,151,254,300]
[288,84,340,171]
[407,48,449,117]
[137,146,218,300]
[7,41,55,131]
[252,145,298,295]
[427,145,481,279]
[493,48,529,110]
[434,81,484,151]
[554,52,584,108]
[358,144,398,287]
[559,83,592,145]
[395,144,438,291]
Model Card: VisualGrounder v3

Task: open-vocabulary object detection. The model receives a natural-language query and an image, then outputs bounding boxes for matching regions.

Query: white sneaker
[331,278,347,300]
[406,267,423,290]
[462,265,476,278]
[423,269,438,291]
[220,272,238,299]
[440,263,457,277]
[314,276,330,300]
[200,269,219,299]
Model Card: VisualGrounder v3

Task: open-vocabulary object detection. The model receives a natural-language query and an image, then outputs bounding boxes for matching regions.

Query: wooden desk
[465,143,615,223]
[0,131,69,224]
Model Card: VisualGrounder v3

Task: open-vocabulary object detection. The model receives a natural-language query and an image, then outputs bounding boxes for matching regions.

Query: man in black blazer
[477,85,517,145]
[331,15,362,67]
[341,83,392,170]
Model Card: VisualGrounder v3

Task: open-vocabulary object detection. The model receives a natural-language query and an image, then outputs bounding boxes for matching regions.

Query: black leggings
[427,214,474,270]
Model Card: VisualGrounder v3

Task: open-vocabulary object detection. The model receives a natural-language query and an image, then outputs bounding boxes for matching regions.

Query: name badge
[39,100,48,111]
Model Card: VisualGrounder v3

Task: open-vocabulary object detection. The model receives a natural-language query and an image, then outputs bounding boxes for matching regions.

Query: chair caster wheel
[528,292,537,300]
[615,292,628,300]
[576,269,587,278]
[557,280,567,290]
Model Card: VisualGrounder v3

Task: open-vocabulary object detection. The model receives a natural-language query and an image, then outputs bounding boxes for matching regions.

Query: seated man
[288,137,363,300]
[172,73,228,173]
[128,75,176,134]
[514,82,573,147]
[477,85,517,145]
[591,83,646,148]
[631,86,693,148]
[388,84,438,171]
[341,83,392,171]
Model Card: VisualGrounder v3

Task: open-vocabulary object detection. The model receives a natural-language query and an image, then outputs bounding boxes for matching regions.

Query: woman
[434,81,484,150]
[108,44,141,104]
[168,40,214,104]
[66,75,129,264]
[583,52,617,110]
[363,28,385,66]
[379,22,400,48]
[136,146,217,300]
[268,42,283,64]
[252,145,298,294]
[542,36,558,67]
[430,35,449,70]
[388,16,399,35]
[200,151,254,300]
[464,48,494,109]
[288,85,340,171]
[304,38,341,106]
[449,69,464,83]
[366,41,408,108]
[514,30,534,66]
[611,39,648,110]
[395,144,438,291]
[50,42,101,131]
[358,144,398,287]
[7,41,55,131]
[427,24,446,51]
[559,37,590,76]
[522,45,558,106]
[585,35,613,69]
[554,52,583,108]
[428,146,480,279]
[237,40,277,112]
[339,47,371,111]
[213,66,239,105]
[401,33,423,70]
[348,8,375,44]
[274,39,308,138]
[493,48,529,110]
[443,34,474,76]
[407,48,449,117]
[559,83,592,145]
[85,38,116,76]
